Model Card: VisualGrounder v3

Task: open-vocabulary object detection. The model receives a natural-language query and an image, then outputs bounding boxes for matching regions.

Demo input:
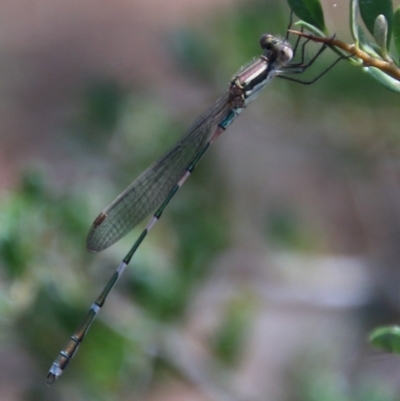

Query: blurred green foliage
[369,325,400,353]
[211,295,255,366]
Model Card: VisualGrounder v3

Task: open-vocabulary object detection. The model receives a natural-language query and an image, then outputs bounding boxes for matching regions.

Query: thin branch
[288,30,400,81]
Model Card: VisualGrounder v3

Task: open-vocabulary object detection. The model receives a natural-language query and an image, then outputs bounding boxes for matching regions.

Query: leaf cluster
[287,0,400,92]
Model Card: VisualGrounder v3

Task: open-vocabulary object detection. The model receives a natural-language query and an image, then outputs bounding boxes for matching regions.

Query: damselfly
[47,30,340,384]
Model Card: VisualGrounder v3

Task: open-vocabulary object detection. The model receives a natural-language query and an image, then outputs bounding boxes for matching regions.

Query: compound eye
[259,34,274,50]
[279,45,293,63]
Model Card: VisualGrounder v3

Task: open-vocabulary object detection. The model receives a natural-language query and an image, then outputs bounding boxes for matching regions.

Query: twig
[288,29,400,81]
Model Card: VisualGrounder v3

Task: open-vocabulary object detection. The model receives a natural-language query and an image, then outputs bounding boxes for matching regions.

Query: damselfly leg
[281,28,348,85]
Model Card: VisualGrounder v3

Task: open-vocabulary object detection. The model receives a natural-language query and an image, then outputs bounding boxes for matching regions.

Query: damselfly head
[259,34,293,65]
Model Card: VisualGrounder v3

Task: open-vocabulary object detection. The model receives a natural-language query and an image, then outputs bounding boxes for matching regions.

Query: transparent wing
[87,93,231,252]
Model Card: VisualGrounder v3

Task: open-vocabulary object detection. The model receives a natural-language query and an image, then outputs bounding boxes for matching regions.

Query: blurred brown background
[1,0,400,400]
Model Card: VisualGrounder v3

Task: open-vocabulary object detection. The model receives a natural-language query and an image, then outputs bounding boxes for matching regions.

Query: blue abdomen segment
[219,108,242,130]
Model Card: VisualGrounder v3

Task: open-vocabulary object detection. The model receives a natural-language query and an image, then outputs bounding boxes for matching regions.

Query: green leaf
[294,20,325,37]
[373,15,389,59]
[369,326,400,353]
[354,3,382,58]
[359,0,393,48]
[350,0,359,44]
[363,67,400,93]
[358,26,382,58]
[287,0,326,33]
[394,7,400,58]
